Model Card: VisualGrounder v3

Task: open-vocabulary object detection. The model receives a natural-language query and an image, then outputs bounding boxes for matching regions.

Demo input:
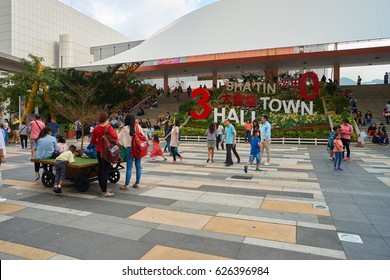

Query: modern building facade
[0,0,130,69]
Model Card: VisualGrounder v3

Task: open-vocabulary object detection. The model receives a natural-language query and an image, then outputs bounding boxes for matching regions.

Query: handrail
[179,135,328,145]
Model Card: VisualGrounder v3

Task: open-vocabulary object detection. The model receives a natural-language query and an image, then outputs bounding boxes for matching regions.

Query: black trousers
[97,152,111,193]
[76,130,82,140]
[341,138,351,158]
[20,135,28,148]
[171,146,181,161]
[232,144,240,162]
[225,144,233,165]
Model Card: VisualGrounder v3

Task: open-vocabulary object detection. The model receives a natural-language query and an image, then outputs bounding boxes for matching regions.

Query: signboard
[190,72,320,125]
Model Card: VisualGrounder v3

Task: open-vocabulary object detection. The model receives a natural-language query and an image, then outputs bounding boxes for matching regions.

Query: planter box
[65,130,76,139]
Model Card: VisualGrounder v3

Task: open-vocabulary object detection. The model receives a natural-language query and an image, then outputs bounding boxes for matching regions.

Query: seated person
[136,108,145,117]
[364,111,373,126]
[377,128,389,145]
[354,111,364,126]
[367,123,377,137]
[83,143,97,158]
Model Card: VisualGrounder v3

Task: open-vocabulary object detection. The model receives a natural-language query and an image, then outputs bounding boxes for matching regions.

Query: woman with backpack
[90,112,118,197]
[118,113,144,190]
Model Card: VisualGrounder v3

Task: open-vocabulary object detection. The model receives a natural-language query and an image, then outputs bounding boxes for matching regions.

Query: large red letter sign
[299,72,319,101]
[190,88,211,120]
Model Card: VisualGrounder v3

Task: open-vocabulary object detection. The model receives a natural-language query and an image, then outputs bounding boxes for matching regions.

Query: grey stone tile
[115,193,176,206]
[66,214,152,241]
[238,208,319,224]
[169,200,240,215]
[323,194,356,204]
[139,229,242,259]
[330,210,370,224]
[0,217,49,241]
[0,253,27,260]
[358,205,390,216]
[198,185,267,197]
[42,230,153,260]
[0,187,41,200]
[86,201,145,218]
[296,227,343,251]
[345,250,390,260]
[341,236,390,257]
[374,225,390,238]
[12,224,76,248]
[334,220,381,237]
[235,244,337,260]
[365,214,390,227]
[327,202,361,212]
[317,216,334,226]
[352,197,388,207]
[11,208,83,226]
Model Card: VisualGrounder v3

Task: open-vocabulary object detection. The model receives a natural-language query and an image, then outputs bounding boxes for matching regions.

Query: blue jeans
[334,152,342,168]
[125,147,142,186]
[364,118,372,126]
[244,131,251,143]
[248,153,260,165]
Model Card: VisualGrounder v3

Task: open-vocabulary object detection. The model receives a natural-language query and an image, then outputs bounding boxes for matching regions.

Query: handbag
[120,145,127,160]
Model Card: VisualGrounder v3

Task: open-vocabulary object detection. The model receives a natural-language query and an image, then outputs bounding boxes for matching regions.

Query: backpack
[327,132,335,150]
[101,125,122,163]
[132,125,149,158]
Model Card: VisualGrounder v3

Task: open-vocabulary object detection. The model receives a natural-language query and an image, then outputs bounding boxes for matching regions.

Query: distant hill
[340,77,355,85]
[340,77,385,85]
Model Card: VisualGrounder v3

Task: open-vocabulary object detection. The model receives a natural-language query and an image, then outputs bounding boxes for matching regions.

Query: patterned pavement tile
[203,216,296,243]
[261,200,331,216]
[0,240,57,260]
[141,245,231,260]
[129,207,212,229]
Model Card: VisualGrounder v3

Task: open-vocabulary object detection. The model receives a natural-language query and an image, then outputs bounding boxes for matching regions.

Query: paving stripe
[203,216,296,244]
[261,200,330,216]
[0,215,14,222]
[129,207,212,230]
[216,212,296,226]
[244,237,346,259]
[6,199,92,216]
[0,240,57,260]
[0,203,26,215]
[141,245,232,260]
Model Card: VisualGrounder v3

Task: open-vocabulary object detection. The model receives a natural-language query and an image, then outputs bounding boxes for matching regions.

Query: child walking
[327,125,340,161]
[150,135,167,161]
[244,130,262,173]
[53,145,77,194]
[333,133,344,171]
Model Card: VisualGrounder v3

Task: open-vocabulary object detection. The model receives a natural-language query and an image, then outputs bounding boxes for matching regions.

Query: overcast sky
[59,0,389,82]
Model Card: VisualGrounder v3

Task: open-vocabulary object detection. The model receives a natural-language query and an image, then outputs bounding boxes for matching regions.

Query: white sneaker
[0,197,7,203]
[263,162,270,166]
[35,173,40,181]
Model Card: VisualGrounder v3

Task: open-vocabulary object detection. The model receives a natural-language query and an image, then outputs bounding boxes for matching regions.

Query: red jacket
[91,125,118,152]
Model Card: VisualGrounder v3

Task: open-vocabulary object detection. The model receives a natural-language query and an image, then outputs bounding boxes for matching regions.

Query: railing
[179,136,328,145]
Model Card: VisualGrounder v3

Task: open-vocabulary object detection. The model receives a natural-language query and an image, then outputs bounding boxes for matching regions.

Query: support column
[212,71,218,88]
[264,67,278,83]
[333,63,340,84]
[163,75,169,93]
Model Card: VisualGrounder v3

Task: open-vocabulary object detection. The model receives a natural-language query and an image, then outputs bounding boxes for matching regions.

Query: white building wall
[0,0,129,68]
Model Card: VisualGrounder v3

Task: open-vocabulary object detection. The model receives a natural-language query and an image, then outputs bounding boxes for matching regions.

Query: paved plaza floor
[1,140,390,260]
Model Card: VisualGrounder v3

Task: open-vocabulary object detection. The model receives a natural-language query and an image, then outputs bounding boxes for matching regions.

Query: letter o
[269,99,282,111]
[300,72,320,101]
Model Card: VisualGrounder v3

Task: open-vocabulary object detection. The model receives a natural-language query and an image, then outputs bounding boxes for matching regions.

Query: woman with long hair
[91,111,118,197]
[165,118,182,163]
[118,113,144,189]
[205,122,217,162]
